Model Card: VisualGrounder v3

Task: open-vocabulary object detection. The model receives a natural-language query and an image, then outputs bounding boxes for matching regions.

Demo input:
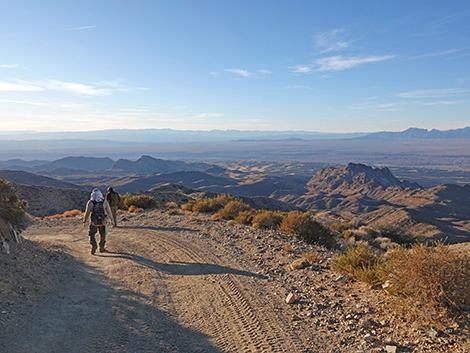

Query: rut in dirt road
[1,214,313,353]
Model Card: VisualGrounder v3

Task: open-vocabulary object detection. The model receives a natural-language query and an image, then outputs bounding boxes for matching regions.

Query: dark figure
[83,188,115,254]
[105,187,121,227]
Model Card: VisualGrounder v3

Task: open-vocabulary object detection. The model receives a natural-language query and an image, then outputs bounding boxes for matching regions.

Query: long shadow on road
[99,251,266,278]
[0,243,223,353]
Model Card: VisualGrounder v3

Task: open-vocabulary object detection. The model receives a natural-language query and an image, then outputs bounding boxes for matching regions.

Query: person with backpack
[83,188,115,254]
[105,187,121,227]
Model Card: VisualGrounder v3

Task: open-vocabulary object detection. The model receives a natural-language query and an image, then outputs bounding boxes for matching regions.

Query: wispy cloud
[0,80,43,91]
[257,69,272,74]
[315,55,397,71]
[419,100,469,106]
[0,98,49,106]
[315,29,351,53]
[289,64,314,74]
[44,79,112,96]
[1,64,23,69]
[410,49,462,60]
[397,88,467,99]
[63,25,97,31]
[225,69,254,78]
[193,113,223,119]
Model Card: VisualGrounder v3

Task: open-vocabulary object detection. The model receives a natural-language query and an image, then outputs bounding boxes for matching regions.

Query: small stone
[364,333,375,343]
[385,345,397,353]
[383,336,393,345]
[429,327,438,339]
[286,292,297,304]
[382,280,392,293]
[335,275,349,282]
[289,258,310,270]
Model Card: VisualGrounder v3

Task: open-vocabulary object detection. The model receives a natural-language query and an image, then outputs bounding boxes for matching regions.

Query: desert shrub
[331,244,386,286]
[342,229,356,240]
[252,210,285,230]
[374,223,416,245]
[167,208,179,216]
[282,243,295,253]
[181,194,237,213]
[384,242,470,328]
[279,211,337,249]
[0,178,28,227]
[124,195,158,209]
[235,210,257,225]
[44,209,82,220]
[165,202,178,209]
[213,201,253,221]
[330,222,357,233]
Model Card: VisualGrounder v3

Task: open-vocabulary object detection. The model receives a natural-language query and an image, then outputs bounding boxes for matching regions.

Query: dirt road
[1,212,314,353]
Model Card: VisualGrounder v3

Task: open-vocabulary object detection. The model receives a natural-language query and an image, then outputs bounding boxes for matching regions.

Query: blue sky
[1,0,469,133]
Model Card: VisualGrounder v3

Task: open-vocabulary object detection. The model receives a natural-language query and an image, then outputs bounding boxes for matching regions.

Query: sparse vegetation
[384,242,470,328]
[181,194,237,213]
[374,223,417,245]
[331,244,386,286]
[302,250,322,263]
[165,201,178,209]
[128,205,144,213]
[43,209,82,220]
[279,211,337,249]
[123,194,158,210]
[252,210,285,230]
[235,210,257,225]
[212,200,253,221]
[167,208,179,216]
[330,221,358,233]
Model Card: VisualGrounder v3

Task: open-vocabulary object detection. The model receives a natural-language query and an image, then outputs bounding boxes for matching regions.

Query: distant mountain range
[2,156,470,242]
[358,127,470,140]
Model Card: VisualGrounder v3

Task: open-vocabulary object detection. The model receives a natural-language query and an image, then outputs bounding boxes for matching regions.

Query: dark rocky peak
[306,163,419,191]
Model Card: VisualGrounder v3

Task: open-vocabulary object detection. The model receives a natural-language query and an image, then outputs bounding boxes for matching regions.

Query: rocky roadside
[158,210,470,353]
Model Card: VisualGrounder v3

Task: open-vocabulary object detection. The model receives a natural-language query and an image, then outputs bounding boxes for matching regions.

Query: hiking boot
[91,245,97,255]
[99,246,106,253]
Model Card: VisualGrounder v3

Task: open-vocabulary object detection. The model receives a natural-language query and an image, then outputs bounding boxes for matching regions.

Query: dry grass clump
[235,210,257,225]
[302,250,322,263]
[279,211,337,249]
[128,205,144,213]
[123,194,158,210]
[384,242,470,328]
[331,244,386,286]
[332,241,470,328]
[181,194,237,213]
[212,200,253,221]
[43,209,82,220]
[166,208,179,216]
[374,223,417,245]
[252,210,285,230]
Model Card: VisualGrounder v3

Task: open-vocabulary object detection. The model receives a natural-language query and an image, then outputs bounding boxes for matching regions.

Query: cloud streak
[397,88,467,99]
[315,55,397,71]
[63,25,97,31]
[225,69,254,77]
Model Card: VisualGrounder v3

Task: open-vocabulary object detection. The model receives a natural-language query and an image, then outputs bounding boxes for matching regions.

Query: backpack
[108,192,120,207]
[91,200,107,226]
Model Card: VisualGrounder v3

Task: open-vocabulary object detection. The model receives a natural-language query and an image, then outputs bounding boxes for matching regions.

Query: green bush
[235,210,257,225]
[331,244,386,286]
[123,194,158,209]
[252,210,285,230]
[279,211,337,249]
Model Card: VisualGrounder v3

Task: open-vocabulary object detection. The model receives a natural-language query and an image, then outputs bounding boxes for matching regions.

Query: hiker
[83,188,115,254]
[106,187,121,227]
